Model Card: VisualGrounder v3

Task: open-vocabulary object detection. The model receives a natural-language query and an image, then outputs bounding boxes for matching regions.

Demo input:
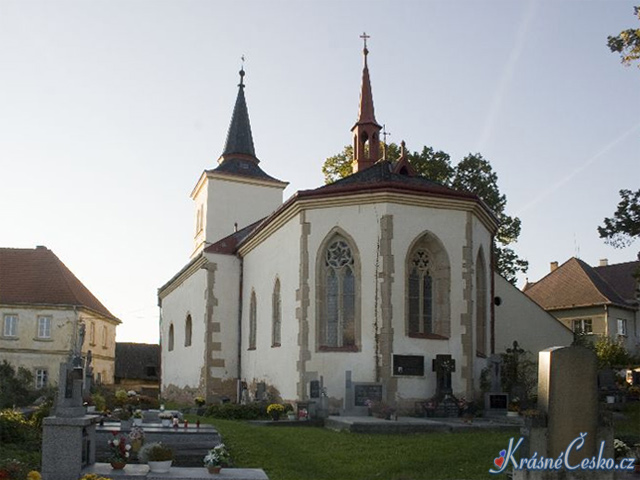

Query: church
[157,43,571,412]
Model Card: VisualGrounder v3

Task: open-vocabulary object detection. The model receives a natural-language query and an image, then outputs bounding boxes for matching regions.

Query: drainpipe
[236,256,244,403]
[490,239,496,355]
[604,304,609,337]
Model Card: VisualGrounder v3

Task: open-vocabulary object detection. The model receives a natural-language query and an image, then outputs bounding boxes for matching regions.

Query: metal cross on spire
[382,124,391,160]
[239,55,246,87]
[360,32,370,54]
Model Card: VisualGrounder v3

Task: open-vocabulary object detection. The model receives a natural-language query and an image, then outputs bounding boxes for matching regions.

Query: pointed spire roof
[221,68,256,159]
[354,36,381,129]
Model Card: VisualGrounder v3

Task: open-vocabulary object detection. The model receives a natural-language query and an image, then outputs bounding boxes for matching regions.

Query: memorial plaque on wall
[354,384,383,406]
[309,380,320,398]
[393,355,425,376]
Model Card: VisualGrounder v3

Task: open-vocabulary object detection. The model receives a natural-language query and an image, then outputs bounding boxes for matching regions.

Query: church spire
[351,33,382,173]
[220,64,257,162]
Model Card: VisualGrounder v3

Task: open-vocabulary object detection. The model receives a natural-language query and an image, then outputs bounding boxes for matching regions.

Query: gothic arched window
[249,290,257,350]
[185,314,192,347]
[272,279,281,347]
[168,324,174,351]
[317,233,360,350]
[476,250,487,355]
[406,232,451,338]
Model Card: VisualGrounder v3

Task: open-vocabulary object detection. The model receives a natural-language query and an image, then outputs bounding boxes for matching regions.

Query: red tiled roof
[594,260,640,304]
[524,257,635,311]
[0,246,119,321]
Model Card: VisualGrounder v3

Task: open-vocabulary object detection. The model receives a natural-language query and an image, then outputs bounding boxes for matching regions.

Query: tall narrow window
[3,315,17,337]
[102,325,108,348]
[476,250,487,355]
[185,315,192,347]
[318,234,359,350]
[272,279,282,347]
[249,291,257,350]
[89,322,96,345]
[168,324,174,351]
[35,369,48,389]
[37,317,51,338]
[406,232,451,338]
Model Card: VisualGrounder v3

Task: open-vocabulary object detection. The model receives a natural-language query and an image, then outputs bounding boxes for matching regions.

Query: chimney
[550,261,558,272]
[599,258,608,267]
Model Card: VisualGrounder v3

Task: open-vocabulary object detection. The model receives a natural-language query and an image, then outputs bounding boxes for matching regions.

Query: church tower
[190,67,288,258]
[351,34,382,173]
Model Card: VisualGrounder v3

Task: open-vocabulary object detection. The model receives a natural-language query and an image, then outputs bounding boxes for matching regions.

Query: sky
[1,1,638,344]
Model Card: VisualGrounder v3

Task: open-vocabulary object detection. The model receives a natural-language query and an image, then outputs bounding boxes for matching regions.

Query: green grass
[188,415,518,480]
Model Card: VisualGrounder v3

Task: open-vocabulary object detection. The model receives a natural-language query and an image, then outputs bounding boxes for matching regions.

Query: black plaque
[489,394,508,410]
[309,380,320,398]
[393,355,425,376]
[354,384,382,407]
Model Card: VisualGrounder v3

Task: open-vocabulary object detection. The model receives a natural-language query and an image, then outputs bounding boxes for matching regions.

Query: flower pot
[287,413,296,421]
[207,466,222,474]
[148,460,172,473]
[131,439,143,453]
[110,461,126,470]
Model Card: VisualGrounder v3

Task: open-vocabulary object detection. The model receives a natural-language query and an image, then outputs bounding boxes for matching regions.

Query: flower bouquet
[128,426,145,453]
[107,433,131,469]
[266,403,285,421]
[204,444,231,474]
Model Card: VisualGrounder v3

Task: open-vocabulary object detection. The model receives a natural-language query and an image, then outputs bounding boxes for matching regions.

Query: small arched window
[249,291,257,350]
[317,233,360,350]
[168,324,174,352]
[185,315,192,347]
[406,232,451,338]
[272,279,281,347]
[476,250,487,355]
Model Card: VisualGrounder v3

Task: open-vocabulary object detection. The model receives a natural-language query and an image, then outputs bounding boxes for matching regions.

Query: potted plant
[284,404,296,421]
[507,397,520,417]
[128,426,145,453]
[132,409,143,426]
[107,433,131,469]
[266,403,285,421]
[139,442,173,473]
[203,444,231,474]
[159,411,173,427]
[117,408,132,429]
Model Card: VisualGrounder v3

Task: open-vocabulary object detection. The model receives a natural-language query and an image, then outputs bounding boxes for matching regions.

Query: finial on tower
[239,55,246,87]
[360,32,370,57]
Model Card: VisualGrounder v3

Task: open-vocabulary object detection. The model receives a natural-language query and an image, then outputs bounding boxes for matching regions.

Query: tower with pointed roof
[190,68,288,258]
[351,33,382,173]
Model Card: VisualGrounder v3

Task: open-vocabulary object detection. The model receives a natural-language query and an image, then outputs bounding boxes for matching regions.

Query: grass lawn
[188,415,519,480]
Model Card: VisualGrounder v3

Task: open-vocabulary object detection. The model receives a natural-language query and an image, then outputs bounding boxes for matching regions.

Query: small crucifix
[382,124,391,160]
[360,32,370,50]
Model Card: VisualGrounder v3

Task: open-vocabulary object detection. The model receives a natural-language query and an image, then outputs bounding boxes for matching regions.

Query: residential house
[114,342,160,397]
[0,246,120,388]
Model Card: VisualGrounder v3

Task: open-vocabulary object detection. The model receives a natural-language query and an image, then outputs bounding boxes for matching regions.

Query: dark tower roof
[220,68,256,158]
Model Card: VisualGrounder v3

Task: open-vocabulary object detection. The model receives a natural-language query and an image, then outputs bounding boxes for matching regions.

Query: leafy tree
[598,189,640,248]
[607,6,640,68]
[592,336,631,369]
[321,144,528,282]
[0,361,36,408]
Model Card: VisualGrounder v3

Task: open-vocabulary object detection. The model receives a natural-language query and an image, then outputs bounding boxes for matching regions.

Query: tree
[321,144,528,282]
[598,189,640,249]
[607,6,640,68]
[593,336,632,369]
[0,360,36,408]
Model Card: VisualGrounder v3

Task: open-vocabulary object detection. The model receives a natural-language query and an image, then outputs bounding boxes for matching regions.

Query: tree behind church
[322,143,528,283]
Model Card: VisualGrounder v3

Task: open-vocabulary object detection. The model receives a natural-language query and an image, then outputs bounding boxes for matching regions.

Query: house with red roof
[0,246,120,388]
[524,257,640,354]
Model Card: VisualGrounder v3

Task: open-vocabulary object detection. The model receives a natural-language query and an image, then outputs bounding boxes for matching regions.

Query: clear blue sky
[1,1,638,344]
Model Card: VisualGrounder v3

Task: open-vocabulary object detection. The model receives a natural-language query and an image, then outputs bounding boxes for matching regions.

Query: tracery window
[408,249,434,334]
[249,291,257,350]
[272,279,281,347]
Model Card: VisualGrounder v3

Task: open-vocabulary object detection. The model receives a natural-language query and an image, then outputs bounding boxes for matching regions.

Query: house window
[102,325,108,347]
[89,322,96,345]
[3,315,17,337]
[319,235,358,350]
[617,318,627,336]
[406,232,451,339]
[572,319,592,334]
[476,250,487,356]
[185,315,192,347]
[168,324,174,351]
[249,291,257,350]
[37,316,51,338]
[35,369,48,389]
[272,279,281,347]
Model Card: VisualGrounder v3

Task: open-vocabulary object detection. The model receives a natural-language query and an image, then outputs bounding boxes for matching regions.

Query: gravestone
[310,380,320,399]
[513,346,614,480]
[343,371,384,416]
[432,354,455,398]
[484,355,508,416]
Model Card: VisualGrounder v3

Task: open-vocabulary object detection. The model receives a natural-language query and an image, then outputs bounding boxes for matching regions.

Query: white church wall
[241,215,301,402]
[494,273,573,355]
[160,267,207,397]
[204,177,283,246]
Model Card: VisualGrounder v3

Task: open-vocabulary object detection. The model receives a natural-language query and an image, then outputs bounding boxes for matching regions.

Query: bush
[139,442,173,462]
[0,361,38,409]
[0,410,35,444]
[204,403,267,420]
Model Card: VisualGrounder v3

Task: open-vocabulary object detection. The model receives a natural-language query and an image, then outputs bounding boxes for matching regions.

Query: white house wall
[494,273,573,355]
